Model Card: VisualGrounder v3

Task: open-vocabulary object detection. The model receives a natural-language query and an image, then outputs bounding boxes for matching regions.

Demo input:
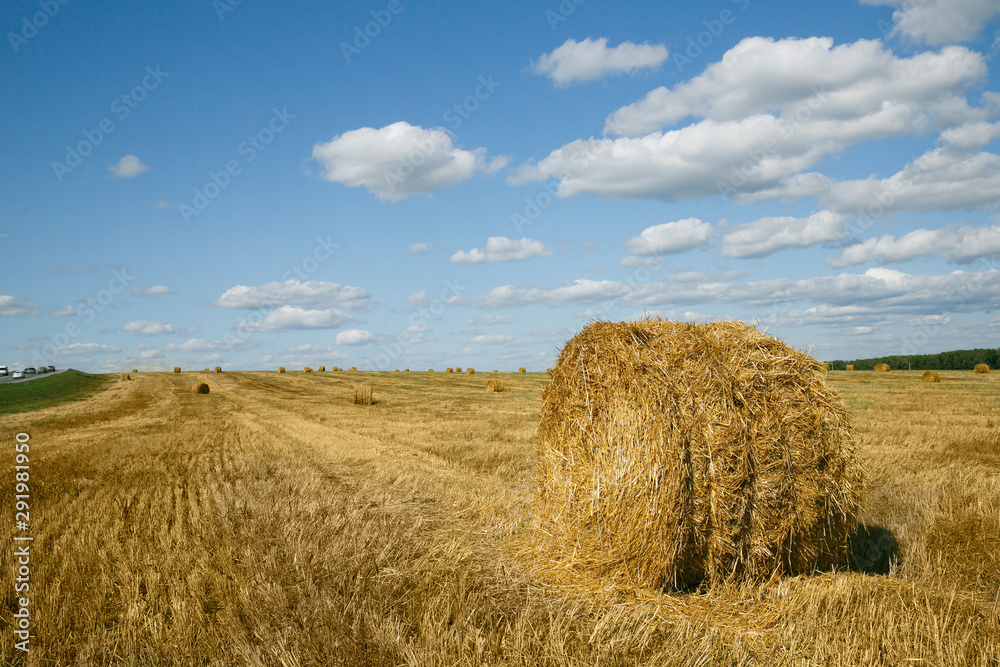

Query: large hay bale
[466,368,475,374]
[456,367,462,373]
[318,366,326,372]
[214,366,222,373]
[304,367,313,373]
[486,379,505,392]
[519,367,527,373]
[447,368,454,373]
[173,367,181,374]
[845,365,854,371]
[278,367,286,373]
[922,371,941,383]
[354,385,373,405]
[535,319,861,589]
[874,363,890,372]
[974,364,990,374]
[192,383,210,394]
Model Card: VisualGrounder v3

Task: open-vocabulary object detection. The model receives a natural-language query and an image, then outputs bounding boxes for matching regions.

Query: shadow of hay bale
[847,523,898,575]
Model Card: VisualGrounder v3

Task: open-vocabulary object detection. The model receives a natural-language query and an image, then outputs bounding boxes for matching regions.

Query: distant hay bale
[304,367,313,373]
[204,368,210,372]
[349,366,357,372]
[456,367,462,373]
[278,367,286,373]
[819,363,830,371]
[318,366,325,372]
[214,366,222,373]
[173,367,181,374]
[974,364,990,374]
[447,368,454,373]
[494,370,499,373]
[466,368,475,374]
[404,369,409,372]
[845,365,854,371]
[535,319,861,590]
[519,367,526,373]
[131,369,138,373]
[428,369,434,373]
[119,373,131,381]
[192,383,210,395]
[486,379,505,392]
[874,363,890,372]
[353,385,373,405]
[922,371,941,383]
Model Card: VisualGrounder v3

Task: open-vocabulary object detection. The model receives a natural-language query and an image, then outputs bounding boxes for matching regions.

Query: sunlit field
[1,369,998,665]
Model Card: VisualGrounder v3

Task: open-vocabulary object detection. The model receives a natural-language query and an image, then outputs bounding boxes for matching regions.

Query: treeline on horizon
[824,348,1000,371]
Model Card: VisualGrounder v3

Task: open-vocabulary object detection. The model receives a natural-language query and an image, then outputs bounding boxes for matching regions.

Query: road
[0,368,67,384]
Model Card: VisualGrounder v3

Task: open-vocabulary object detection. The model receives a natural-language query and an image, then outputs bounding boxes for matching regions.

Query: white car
[12,370,24,379]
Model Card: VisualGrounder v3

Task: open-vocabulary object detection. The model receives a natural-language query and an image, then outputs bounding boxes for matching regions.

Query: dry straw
[131,369,138,373]
[819,363,830,371]
[214,366,222,373]
[845,365,854,371]
[486,379,505,392]
[349,366,357,372]
[519,367,527,373]
[278,367,286,373]
[192,382,210,394]
[404,369,409,372]
[173,367,181,374]
[304,367,313,373]
[874,363,890,371]
[466,368,475,374]
[119,373,130,381]
[456,367,462,373]
[318,366,325,372]
[974,364,990,374]
[535,319,861,590]
[447,368,454,373]
[204,368,210,372]
[353,385,373,405]
[922,371,941,382]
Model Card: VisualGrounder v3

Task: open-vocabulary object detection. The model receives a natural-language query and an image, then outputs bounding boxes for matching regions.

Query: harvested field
[0,369,997,665]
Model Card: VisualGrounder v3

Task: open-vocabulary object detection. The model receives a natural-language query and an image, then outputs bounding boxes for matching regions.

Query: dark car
[24,367,36,375]
[47,366,55,372]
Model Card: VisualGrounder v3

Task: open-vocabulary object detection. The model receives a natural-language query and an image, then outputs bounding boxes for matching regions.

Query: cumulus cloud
[604,37,985,135]
[828,223,1000,267]
[132,285,173,296]
[450,237,553,264]
[939,121,1000,150]
[408,242,433,254]
[625,218,714,256]
[466,314,519,325]
[56,343,120,356]
[0,296,38,317]
[861,0,1000,44]
[311,121,505,202]
[108,155,150,178]
[532,37,669,86]
[335,329,375,345]
[213,280,372,311]
[720,211,850,258]
[237,306,354,333]
[407,291,431,307]
[480,279,630,309]
[122,320,175,336]
[164,338,254,353]
[470,334,513,344]
[49,304,76,317]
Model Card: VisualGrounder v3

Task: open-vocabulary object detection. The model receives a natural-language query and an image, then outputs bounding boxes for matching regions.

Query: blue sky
[2,0,999,372]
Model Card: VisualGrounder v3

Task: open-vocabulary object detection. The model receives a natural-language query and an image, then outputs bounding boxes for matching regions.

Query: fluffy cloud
[0,296,38,317]
[828,223,1000,267]
[604,37,984,135]
[335,329,375,345]
[49,304,76,317]
[408,242,433,254]
[237,306,354,333]
[213,280,372,311]
[312,122,505,202]
[132,285,173,296]
[861,0,1000,44]
[720,211,850,258]
[466,314,519,325]
[55,343,120,356]
[532,37,669,86]
[480,279,630,309]
[108,155,150,178]
[122,320,174,336]
[470,334,513,344]
[625,218,714,256]
[164,338,254,353]
[407,291,431,307]
[450,237,553,264]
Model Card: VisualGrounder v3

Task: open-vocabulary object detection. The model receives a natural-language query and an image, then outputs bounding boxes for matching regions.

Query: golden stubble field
[1,369,998,665]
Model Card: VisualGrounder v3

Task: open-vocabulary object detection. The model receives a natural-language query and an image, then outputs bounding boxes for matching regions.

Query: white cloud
[0,296,37,317]
[940,121,1000,150]
[56,343,120,357]
[828,223,1000,267]
[335,329,375,345]
[154,200,178,210]
[53,265,96,274]
[122,320,174,336]
[470,334,513,344]
[164,338,253,353]
[720,211,850,258]
[132,285,173,296]
[466,314,519,325]
[625,218,714,256]
[480,279,630,309]
[407,291,431,307]
[604,37,985,135]
[237,306,354,333]
[861,0,1000,45]
[312,121,504,202]
[450,236,553,264]
[213,280,372,311]
[532,37,669,86]
[408,242,433,254]
[50,304,76,317]
[108,155,150,178]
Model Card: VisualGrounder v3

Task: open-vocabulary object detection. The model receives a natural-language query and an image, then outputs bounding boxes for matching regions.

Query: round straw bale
[192,382,210,394]
[318,366,326,372]
[428,369,434,373]
[974,363,990,374]
[214,366,222,373]
[874,363,890,371]
[447,368,454,373]
[535,319,861,589]
[119,372,131,381]
[304,367,313,373]
[349,366,357,372]
[466,368,475,374]
[456,367,462,373]
[353,385,373,405]
[519,367,527,373]
[204,368,210,372]
[486,379,505,392]
[278,367,286,373]
[404,369,409,372]
[131,369,138,373]
[173,367,181,373]
[845,365,854,371]
[922,371,941,382]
